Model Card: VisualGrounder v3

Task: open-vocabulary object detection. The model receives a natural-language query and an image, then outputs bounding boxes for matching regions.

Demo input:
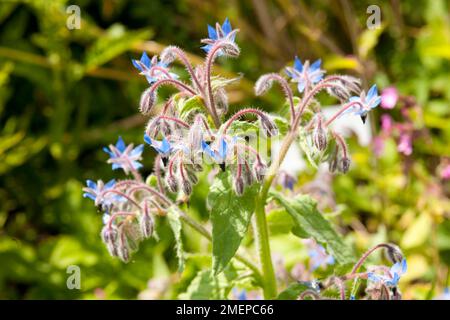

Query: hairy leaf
[167,207,185,272]
[270,191,355,265]
[277,282,311,300]
[207,172,259,274]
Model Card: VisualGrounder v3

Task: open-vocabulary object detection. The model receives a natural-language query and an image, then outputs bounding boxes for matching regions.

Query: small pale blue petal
[86,180,97,189]
[222,17,232,34]
[141,52,151,68]
[310,59,322,71]
[132,59,142,71]
[367,84,377,100]
[207,24,217,40]
[160,138,171,154]
[83,193,96,200]
[144,134,152,145]
[294,56,303,72]
[116,136,126,152]
[105,179,116,189]
[131,144,144,157]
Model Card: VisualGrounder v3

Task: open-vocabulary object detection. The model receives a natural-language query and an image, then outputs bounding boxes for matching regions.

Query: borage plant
[83,18,406,300]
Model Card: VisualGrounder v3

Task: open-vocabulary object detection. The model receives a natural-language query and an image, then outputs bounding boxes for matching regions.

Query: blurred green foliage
[0,0,449,299]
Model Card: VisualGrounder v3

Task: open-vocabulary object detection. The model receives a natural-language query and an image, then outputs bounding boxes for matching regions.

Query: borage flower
[103,136,144,175]
[201,138,230,171]
[285,57,325,93]
[83,179,117,207]
[144,134,173,165]
[201,17,239,55]
[345,84,381,123]
[368,258,407,287]
[132,52,178,84]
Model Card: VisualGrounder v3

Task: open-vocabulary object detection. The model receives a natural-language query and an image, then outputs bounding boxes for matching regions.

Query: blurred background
[0,0,449,299]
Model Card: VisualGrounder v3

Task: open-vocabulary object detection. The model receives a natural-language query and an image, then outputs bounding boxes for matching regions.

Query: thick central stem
[253,125,299,299]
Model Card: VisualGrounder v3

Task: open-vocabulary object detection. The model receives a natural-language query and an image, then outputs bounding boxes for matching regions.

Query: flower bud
[186,168,199,185]
[166,175,178,193]
[118,238,130,263]
[160,46,177,64]
[214,88,229,116]
[234,175,245,196]
[181,178,192,196]
[313,116,327,151]
[139,88,156,115]
[253,161,267,182]
[326,83,351,102]
[140,213,154,239]
[328,146,339,173]
[385,243,404,264]
[260,114,279,137]
[243,162,254,186]
[339,156,351,173]
[254,75,274,96]
[221,40,240,57]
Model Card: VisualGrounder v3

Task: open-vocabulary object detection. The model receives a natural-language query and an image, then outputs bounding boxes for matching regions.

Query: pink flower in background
[381,86,398,109]
[397,133,412,155]
[373,136,385,157]
[441,164,450,180]
[381,114,393,133]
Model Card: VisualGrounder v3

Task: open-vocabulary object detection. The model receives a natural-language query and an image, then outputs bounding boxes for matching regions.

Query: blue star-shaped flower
[144,134,172,157]
[83,179,116,207]
[368,258,407,287]
[103,136,144,173]
[285,57,325,93]
[345,84,381,123]
[131,52,178,84]
[201,18,238,54]
[201,138,229,171]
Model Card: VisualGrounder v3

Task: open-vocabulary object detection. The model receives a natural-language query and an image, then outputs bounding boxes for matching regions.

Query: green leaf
[226,120,260,136]
[277,282,311,300]
[270,191,355,265]
[207,172,259,274]
[178,266,239,300]
[178,95,205,119]
[272,116,289,136]
[267,208,295,235]
[167,207,185,272]
[178,270,221,299]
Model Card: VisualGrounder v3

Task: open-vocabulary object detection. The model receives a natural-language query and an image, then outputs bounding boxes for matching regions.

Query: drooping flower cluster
[83,17,386,288]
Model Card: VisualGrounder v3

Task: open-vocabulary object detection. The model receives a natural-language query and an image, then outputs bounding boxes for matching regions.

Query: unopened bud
[139,88,156,115]
[140,213,153,239]
[328,146,339,173]
[253,161,267,182]
[254,75,274,96]
[214,88,229,115]
[166,175,178,193]
[234,175,245,196]
[181,178,192,196]
[160,46,177,64]
[260,114,279,137]
[313,116,327,151]
[385,243,404,264]
[243,163,254,186]
[326,84,351,102]
[221,40,240,57]
[339,157,351,173]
